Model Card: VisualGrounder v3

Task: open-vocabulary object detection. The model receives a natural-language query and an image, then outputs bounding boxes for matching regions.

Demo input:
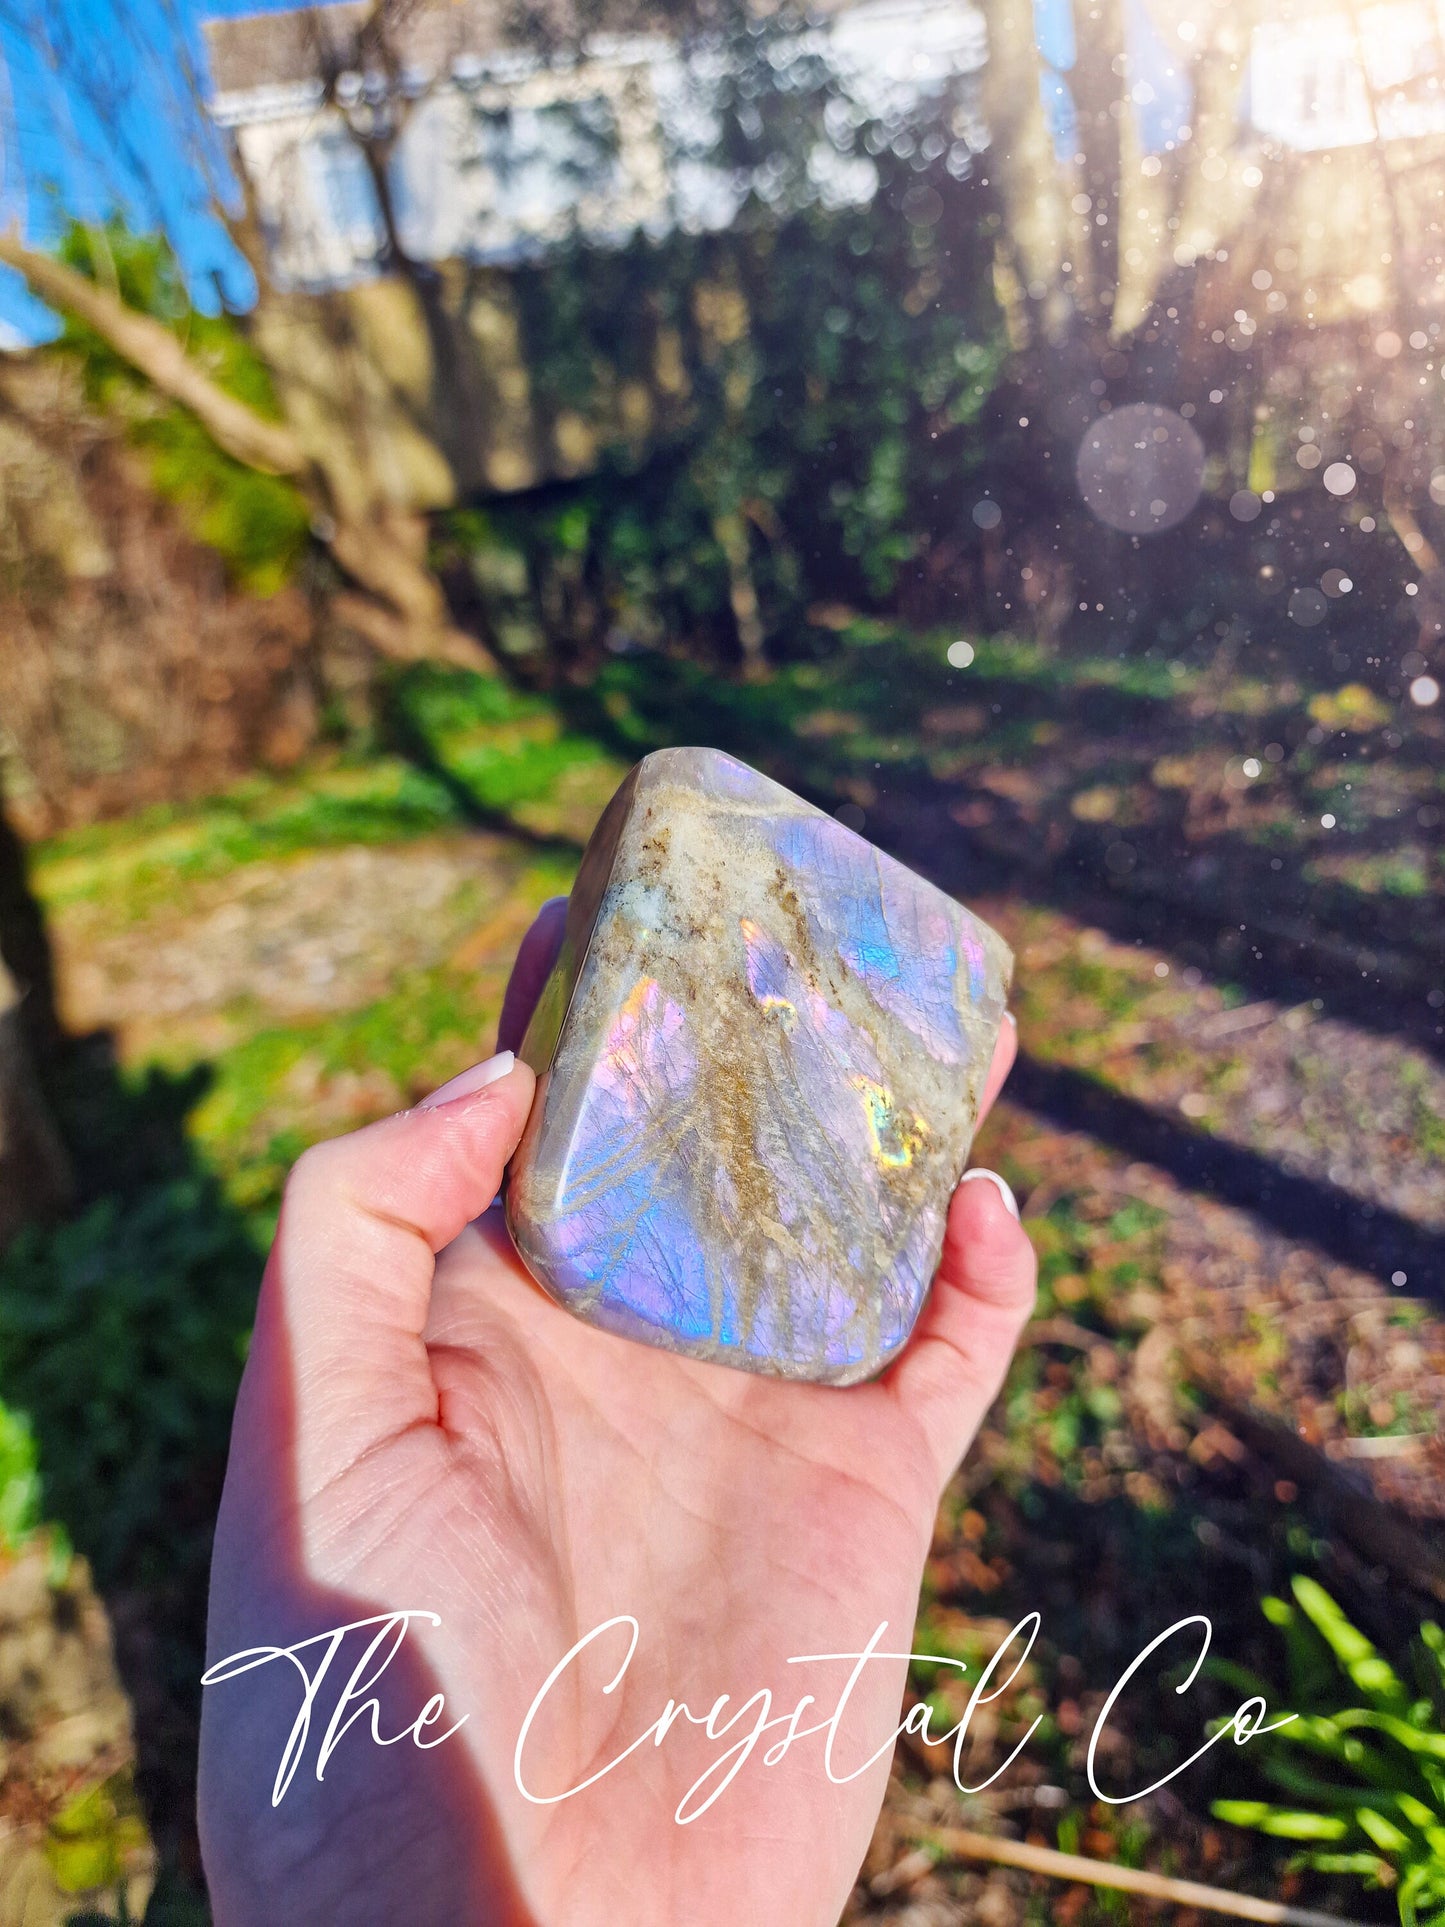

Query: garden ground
[1,625,1442,1924]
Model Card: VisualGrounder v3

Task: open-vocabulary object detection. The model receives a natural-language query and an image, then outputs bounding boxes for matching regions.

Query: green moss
[394,664,616,813]
[1412,1101,1445,1163]
[54,221,310,593]
[46,1771,151,1897]
[32,759,465,919]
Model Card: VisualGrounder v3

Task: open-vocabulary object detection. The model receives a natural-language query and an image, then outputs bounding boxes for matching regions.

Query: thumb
[250,1051,536,1476]
[883,1169,1037,1495]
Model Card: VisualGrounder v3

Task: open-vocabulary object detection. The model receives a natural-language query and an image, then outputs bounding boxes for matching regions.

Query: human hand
[198,897,1036,1927]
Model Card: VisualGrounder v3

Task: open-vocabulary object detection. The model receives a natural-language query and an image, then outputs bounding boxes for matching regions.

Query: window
[470,95,622,244]
[306,127,384,262]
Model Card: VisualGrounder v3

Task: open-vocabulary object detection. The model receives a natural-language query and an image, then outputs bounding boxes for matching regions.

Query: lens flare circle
[1075,403,1205,534]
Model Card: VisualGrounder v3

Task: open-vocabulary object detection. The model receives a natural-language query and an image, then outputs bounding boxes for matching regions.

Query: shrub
[1212,1576,1445,1925]
[0,1177,260,1584]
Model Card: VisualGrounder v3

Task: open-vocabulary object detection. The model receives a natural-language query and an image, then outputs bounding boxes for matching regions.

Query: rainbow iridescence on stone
[505,748,1012,1385]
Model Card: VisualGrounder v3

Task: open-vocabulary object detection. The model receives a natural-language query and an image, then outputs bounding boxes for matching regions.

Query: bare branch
[0,230,306,473]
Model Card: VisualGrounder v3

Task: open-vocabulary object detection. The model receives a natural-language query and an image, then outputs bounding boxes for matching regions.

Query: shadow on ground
[2,1030,263,1921]
[1008,1050,1445,1301]
[564,650,1445,1061]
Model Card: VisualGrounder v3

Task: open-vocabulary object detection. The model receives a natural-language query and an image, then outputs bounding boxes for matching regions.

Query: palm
[200,938,1032,1927]
[420,1215,945,1924]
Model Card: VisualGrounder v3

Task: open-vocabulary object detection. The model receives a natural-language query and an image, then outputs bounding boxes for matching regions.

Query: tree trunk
[0,789,71,1246]
[1069,0,1127,326]
[1110,107,1171,339]
[1172,4,1257,266]
[712,509,767,679]
[0,956,72,1247]
[980,0,1074,347]
[0,232,495,676]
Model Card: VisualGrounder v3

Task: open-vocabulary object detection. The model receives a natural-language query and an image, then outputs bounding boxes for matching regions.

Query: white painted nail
[417,1051,516,1110]
[959,1168,1020,1219]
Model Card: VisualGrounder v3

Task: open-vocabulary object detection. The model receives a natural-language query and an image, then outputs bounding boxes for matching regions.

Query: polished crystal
[506,747,1012,1385]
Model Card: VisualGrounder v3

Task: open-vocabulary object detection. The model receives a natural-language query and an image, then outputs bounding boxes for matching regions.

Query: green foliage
[46,1770,150,1901]
[451,58,1005,662]
[1212,1578,1445,1924]
[0,1396,43,1548]
[54,220,309,594]
[0,1175,261,1584]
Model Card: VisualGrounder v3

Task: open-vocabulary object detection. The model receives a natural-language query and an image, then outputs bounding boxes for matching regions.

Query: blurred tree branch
[0,229,494,670]
[0,0,503,671]
[0,232,304,472]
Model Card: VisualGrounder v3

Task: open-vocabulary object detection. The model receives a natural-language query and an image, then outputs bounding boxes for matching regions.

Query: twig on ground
[901,1823,1375,1926]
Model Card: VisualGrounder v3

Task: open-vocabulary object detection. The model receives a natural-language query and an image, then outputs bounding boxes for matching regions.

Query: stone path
[53,835,527,1046]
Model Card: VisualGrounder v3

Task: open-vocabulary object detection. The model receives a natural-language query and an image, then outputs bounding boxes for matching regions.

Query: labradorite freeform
[505,748,1013,1385]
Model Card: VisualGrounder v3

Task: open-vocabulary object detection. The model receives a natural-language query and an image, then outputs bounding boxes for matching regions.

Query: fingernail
[959,1167,1020,1219]
[1003,1010,1018,1031]
[417,1051,516,1110]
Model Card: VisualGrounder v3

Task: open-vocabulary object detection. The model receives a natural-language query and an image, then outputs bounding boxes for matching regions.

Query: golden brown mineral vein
[506,747,1012,1385]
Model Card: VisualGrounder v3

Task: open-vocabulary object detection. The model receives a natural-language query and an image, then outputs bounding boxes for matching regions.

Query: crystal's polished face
[505,748,1012,1385]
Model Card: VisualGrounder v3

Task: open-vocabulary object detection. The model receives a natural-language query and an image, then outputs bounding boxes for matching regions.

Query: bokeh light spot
[1075,403,1204,534]
[1288,587,1328,626]
[901,183,943,227]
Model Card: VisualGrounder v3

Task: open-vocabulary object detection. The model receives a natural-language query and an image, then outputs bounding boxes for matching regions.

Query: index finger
[976,1009,1018,1128]
[497,896,569,1055]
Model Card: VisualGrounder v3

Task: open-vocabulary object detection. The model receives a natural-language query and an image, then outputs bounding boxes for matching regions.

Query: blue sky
[0,0,305,342]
